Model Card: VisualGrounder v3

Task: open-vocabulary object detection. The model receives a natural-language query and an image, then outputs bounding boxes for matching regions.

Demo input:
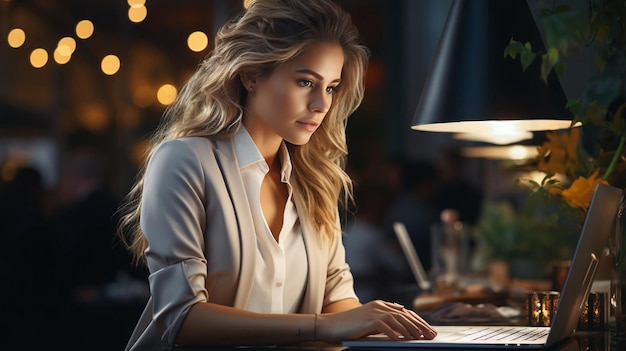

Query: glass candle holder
[527,291,560,327]
[578,292,608,331]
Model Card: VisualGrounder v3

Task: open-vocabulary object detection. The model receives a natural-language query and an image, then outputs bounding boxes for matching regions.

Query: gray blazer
[125,136,357,350]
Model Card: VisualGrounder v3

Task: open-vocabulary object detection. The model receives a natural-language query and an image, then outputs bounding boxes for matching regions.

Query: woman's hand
[316,300,437,343]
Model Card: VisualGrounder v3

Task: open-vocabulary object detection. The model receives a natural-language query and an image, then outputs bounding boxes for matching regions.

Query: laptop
[393,222,432,291]
[343,183,623,349]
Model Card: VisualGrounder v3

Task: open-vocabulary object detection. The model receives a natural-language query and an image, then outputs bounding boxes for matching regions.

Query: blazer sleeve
[140,139,209,345]
[322,222,359,306]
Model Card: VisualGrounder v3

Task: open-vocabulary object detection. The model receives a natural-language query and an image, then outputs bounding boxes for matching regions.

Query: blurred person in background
[0,165,57,344]
[343,182,407,303]
[383,159,439,274]
[50,144,147,348]
[52,146,132,302]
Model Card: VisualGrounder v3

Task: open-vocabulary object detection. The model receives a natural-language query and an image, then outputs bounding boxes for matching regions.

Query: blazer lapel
[214,137,256,309]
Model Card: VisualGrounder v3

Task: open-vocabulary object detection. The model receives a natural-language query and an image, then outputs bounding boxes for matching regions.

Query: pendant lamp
[411,0,577,144]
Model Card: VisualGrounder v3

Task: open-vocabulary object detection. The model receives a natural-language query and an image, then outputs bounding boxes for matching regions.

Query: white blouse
[235,127,307,313]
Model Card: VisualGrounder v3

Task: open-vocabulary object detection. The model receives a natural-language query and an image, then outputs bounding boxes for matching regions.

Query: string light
[5,2,209,103]
[57,37,76,57]
[30,48,48,68]
[187,31,208,52]
[7,28,26,48]
[128,0,146,8]
[53,47,71,64]
[128,4,147,23]
[101,54,121,75]
[157,84,177,105]
[75,20,94,39]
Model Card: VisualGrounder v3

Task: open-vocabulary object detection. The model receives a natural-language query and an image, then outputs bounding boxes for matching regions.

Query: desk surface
[165,331,625,351]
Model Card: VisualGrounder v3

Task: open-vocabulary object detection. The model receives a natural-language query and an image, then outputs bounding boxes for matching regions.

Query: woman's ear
[240,72,257,93]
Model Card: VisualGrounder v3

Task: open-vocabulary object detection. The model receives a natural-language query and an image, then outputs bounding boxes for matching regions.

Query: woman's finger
[406,308,437,337]
[383,306,437,340]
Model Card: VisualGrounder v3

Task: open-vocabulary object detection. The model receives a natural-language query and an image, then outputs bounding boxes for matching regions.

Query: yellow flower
[548,185,563,196]
[560,171,609,211]
[536,128,580,177]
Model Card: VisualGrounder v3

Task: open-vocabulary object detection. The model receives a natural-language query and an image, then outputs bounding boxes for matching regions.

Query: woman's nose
[308,89,331,113]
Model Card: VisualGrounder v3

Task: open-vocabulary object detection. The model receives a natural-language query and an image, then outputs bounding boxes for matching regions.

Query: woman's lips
[297,120,319,132]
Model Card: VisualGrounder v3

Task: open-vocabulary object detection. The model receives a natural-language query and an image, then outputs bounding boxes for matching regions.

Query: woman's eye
[298,79,313,87]
[326,86,338,94]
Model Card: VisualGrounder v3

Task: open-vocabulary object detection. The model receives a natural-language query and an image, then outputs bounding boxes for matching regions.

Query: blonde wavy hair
[117,0,370,265]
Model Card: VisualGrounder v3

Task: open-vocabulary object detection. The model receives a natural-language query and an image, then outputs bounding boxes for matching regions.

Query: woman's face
[243,42,345,147]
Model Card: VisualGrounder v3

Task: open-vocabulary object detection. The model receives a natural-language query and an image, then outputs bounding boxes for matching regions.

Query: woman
[117,0,437,349]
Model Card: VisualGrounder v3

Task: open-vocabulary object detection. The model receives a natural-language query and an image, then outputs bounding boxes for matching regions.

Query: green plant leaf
[541,9,589,53]
[520,50,537,71]
[566,98,581,115]
[504,39,525,59]
[540,54,553,83]
[547,47,559,65]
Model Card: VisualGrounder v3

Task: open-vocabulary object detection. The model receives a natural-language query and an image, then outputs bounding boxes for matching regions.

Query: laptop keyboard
[443,326,550,342]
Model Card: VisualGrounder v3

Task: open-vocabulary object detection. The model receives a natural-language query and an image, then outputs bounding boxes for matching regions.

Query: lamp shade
[411,0,575,139]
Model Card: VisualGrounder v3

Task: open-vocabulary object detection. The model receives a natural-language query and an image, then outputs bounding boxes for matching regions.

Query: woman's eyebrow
[295,69,341,83]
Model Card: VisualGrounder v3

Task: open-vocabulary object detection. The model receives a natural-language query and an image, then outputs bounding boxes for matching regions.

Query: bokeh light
[128,5,148,23]
[76,20,94,39]
[128,0,146,7]
[101,54,121,75]
[53,48,71,64]
[57,37,76,57]
[157,84,177,105]
[187,31,208,52]
[7,28,26,48]
[30,48,48,68]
